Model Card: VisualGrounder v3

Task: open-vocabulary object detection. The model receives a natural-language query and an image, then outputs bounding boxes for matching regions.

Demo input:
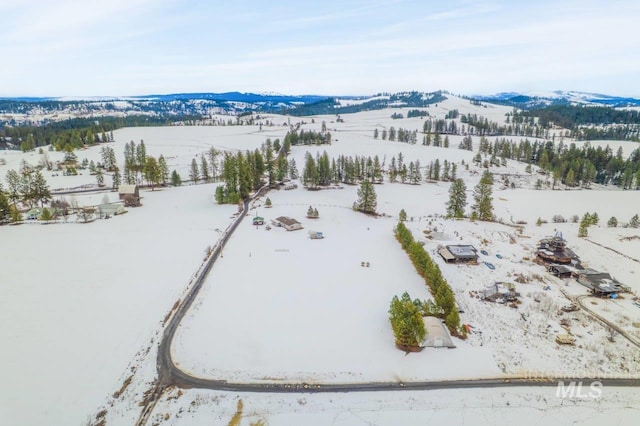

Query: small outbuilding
[422,317,456,348]
[118,184,140,206]
[252,216,265,225]
[271,216,303,231]
[547,264,572,278]
[439,245,479,264]
[308,230,324,239]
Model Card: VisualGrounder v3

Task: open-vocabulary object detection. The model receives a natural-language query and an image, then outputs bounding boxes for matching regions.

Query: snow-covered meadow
[2,94,640,425]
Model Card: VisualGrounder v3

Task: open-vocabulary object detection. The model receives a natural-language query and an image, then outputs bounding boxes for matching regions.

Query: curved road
[136,191,640,425]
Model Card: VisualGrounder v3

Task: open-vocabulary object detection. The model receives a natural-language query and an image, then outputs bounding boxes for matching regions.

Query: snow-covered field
[2,96,640,425]
[138,386,640,426]
[0,184,236,425]
[173,188,500,383]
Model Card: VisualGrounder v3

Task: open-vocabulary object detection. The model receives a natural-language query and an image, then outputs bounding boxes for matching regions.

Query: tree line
[394,221,463,336]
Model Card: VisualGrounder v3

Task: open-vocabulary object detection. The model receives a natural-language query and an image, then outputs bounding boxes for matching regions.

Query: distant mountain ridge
[2,90,640,128]
[473,90,640,108]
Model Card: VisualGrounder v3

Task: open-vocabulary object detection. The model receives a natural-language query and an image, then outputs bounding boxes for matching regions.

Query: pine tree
[0,191,9,221]
[201,156,210,182]
[31,170,50,207]
[607,216,618,228]
[5,169,21,206]
[143,157,161,190]
[171,170,182,186]
[447,178,467,218]
[389,292,426,348]
[353,180,377,214]
[399,209,407,222]
[265,197,272,208]
[190,158,199,183]
[472,171,493,221]
[39,207,54,222]
[158,155,170,185]
[96,169,104,187]
[289,158,298,179]
[112,167,121,190]
[9,204,22,223]
[630,214,639,228]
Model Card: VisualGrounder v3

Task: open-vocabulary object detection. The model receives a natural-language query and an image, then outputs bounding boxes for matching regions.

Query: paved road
[136,190,640,425]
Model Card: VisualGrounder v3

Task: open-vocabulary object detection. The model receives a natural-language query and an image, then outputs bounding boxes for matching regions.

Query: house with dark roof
[439,245,478,264]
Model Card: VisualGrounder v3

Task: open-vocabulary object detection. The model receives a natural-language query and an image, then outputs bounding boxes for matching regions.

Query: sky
[1,0,639,97]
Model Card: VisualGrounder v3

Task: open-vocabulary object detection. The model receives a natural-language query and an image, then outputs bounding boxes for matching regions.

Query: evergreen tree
[630,214,639,228]
[399,208,407,222]
[0,191,9,221]
[189,158,200,183]
[265,197,272,207]
[447,178,467,218]
[32,170,50,207]
[39,207,54,222]
[207,147,220,180]
[96,169,104,187]
[388,292,426,348]
[158,155,170,185]
[565,168,576,188]
[607,216,618,228]
[353,180,377,214]
[289,158,299,179]
[201,156,210,182]
[112,167,121,190]
[472,171,493,221]
[5,169,21,206]
[171,170,182,186]
[9,205,22,224]
[143,157,161,190]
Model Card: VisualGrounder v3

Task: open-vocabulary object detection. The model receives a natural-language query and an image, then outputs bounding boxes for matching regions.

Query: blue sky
[1,0,639,97]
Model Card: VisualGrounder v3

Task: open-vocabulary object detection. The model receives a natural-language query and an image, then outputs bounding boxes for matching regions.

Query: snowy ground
[0,184,236,426]
[135,386,640,426]
[173,187,500,383]
[3,97,640,425]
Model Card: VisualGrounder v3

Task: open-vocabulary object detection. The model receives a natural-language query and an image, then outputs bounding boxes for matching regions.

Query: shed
[252,216,265,225]
[97,202,126,218]
[118,184,139,202]
[422,317,456,348]
[271,216,303,231]
[548,264,572,278]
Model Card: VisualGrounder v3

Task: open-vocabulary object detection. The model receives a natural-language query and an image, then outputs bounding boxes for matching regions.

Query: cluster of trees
[302,151,383,187]
[407,109,429,118]
[395,222,462,334]
[389,292,426,348]
[373,127,418,143]
[605,213,639,229]
[284,128,329,146]
[0,114,201,152]
[4,168,51,209]
[514,104,640,140]
[422,131,450,147]
[188,147,222,184]
[467,136,640,189]
[215,151,265,204]
[122,140,171,188]
[286,91,446,116]
[215,138,293,203]
[578,212,599,237]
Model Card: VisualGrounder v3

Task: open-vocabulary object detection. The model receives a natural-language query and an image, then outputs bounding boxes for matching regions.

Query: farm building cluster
[535,233,631,298]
